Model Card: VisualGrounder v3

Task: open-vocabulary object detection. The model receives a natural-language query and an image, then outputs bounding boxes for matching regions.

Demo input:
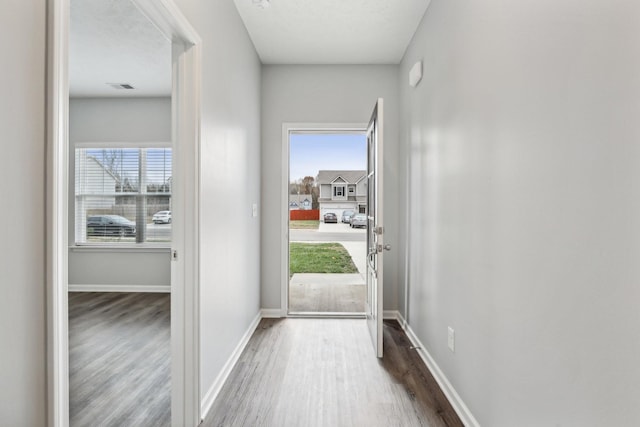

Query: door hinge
[172,250,178,261]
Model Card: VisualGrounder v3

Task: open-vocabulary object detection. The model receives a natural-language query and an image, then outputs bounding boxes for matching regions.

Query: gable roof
[289,194,313,205]
[317,170,366,185]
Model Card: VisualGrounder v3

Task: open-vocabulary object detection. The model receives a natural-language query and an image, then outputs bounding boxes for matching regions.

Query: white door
[366,98,385,358]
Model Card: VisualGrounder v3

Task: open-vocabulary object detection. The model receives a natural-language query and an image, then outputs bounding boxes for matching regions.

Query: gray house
[288,194,312,210]
[317,170,366,221]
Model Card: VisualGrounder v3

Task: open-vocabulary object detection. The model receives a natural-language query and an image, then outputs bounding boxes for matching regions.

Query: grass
[289,220,320,230]
[289,242,358,276]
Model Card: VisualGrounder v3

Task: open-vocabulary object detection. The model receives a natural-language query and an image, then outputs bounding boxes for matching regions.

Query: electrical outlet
[448,327,455,352]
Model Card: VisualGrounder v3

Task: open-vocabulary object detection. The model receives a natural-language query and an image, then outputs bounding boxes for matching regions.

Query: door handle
[372,244,392,254]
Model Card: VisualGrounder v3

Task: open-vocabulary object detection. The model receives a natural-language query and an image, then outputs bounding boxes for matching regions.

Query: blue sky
[289,133,366,181]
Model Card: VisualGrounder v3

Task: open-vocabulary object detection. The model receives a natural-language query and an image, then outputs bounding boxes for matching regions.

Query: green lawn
[289,242,358,276]
[289,220,320,230]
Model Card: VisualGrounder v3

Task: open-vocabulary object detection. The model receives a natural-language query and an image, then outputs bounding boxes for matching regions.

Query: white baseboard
[200,311,262,420]
[68,284,171,293]
[398,315,480,427]
[261,308,286,318]
[383,310,400,320]
[395,311,408,329]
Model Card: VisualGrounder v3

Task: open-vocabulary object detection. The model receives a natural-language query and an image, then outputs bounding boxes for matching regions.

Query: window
[348,186,355,194]
[75,146,172,245]
[333,185,345,197]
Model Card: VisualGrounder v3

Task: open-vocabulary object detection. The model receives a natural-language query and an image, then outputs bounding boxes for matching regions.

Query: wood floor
[68,292,171,427]
[204,318,463,427]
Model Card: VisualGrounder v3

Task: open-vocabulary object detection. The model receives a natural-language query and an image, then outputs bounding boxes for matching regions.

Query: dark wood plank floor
[68,292,171,427]
[204,318,463,427]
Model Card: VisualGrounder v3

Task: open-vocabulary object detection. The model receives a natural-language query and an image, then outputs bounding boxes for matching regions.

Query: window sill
[69,245,171,253]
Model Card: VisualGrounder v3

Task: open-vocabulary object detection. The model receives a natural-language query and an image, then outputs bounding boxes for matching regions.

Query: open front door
[366,98,384,358]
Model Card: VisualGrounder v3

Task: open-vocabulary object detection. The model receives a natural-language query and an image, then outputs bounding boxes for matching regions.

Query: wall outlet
[447,327,455,352]
[252,203,258,217]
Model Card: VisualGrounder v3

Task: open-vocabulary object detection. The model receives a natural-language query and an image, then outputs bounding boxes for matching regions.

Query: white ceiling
[69,0,171,97]
[68,0,430,97]
[233,0,431,64]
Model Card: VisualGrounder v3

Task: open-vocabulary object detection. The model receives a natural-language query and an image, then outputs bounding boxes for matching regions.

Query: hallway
[204,318,462,427]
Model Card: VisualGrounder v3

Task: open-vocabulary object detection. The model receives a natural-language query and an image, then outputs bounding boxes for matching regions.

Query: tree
[300,176,315,195]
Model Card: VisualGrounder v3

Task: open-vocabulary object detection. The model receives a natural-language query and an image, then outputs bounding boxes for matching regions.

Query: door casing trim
[46,0,202,425]
[280,123,367,317]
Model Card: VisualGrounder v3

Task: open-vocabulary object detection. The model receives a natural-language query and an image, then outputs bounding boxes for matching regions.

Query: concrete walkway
[340,241,367,279]
[289,273,363,286]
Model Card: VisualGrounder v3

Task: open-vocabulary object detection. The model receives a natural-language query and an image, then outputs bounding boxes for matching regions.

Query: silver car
[342,210,355,223]
[350,214,367,228]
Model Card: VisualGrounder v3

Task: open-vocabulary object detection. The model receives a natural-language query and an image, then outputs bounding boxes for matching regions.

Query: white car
[152,210,172,224]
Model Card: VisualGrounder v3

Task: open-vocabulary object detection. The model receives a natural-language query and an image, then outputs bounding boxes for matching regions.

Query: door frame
[280,123,367,316]
[46,0,202,425]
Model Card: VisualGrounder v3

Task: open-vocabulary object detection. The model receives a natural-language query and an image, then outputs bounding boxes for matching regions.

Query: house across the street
[289,194,313,210]
[317,170,366,221]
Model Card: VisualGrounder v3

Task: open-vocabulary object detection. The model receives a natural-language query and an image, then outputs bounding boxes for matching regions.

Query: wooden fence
[290,209,319,220]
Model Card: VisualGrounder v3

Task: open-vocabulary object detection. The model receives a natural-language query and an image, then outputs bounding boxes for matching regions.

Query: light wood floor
[68,292,171,427]
[204,318,463,427]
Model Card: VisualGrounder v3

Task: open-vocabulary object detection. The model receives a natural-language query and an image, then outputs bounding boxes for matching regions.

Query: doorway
[47,0,201,425]
[284,127,367,315]
[68,2,174,421]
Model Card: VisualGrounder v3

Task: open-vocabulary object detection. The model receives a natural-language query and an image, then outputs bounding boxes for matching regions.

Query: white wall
[68,98,171,290]
[172,0,262,411]
[399,1,640,425]
[0,1,46,425]
[261,65,400,310]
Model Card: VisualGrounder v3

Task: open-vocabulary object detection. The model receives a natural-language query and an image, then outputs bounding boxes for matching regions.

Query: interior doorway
[47,0,201,425]
[286,129,367,315]
[67,1,174,424]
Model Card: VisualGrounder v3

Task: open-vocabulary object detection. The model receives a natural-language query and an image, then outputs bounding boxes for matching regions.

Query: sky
[289,133,366,181]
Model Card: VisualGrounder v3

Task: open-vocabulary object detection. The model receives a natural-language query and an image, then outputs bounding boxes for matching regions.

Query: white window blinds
[75,147,172,244]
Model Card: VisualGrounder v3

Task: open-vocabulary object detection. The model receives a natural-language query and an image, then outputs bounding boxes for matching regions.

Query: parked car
[87,215,136,237]
[350,214,367,228]
[152,210,172,224]
[341,210,355,223]
[323,212,338,223]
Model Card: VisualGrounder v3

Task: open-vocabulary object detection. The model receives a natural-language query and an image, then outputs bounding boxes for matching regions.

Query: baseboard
[261,308,286,318]
[68,284,171,293]
[393,311,409,329]
[200,311,262,420]
[383,310,400,320]
[399,319,480,427]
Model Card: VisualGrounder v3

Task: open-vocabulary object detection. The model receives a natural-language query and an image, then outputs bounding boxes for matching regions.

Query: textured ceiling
[69,0,431,97]
[233,0,431,64]
[69,0,171,97]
